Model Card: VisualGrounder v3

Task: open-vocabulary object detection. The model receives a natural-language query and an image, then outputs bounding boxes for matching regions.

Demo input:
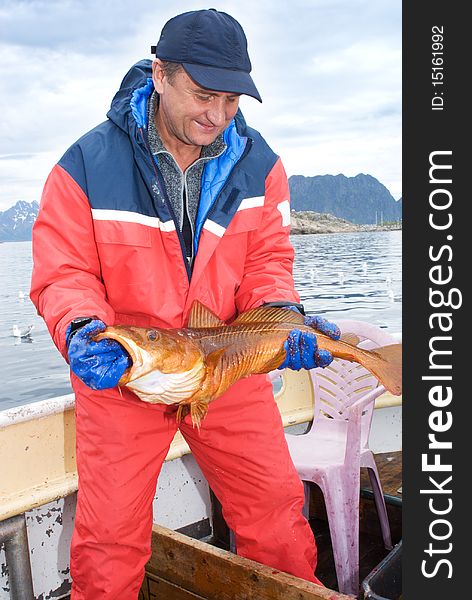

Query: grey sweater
[146,91,226,263]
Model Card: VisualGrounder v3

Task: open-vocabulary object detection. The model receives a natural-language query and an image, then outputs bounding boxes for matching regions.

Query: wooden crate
[140,524,352,600]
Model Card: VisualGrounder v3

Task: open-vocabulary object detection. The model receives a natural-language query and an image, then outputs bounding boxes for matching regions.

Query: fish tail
[364,343,402,396]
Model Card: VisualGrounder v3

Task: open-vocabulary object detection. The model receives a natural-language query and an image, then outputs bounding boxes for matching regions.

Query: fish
[95,301,402,427]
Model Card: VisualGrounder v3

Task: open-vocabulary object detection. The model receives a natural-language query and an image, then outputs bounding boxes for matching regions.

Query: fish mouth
[94,330,145,384]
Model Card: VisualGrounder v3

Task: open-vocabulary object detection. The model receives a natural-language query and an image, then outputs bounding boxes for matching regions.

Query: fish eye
[147,330,159,341]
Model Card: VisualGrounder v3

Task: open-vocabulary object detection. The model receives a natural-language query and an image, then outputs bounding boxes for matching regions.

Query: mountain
[288,174,402,225]
[0,175,402,240]
[0,200,39,242]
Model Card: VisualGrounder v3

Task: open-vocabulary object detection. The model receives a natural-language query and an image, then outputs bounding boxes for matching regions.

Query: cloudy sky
[0,0,401,211]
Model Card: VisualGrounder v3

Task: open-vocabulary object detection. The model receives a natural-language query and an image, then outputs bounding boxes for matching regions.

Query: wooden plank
[145,524,352,600]
[138,587,147,600]
[145,574,207,599]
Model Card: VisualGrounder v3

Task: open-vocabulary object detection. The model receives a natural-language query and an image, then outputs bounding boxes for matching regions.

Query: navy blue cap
[151,9,262,102]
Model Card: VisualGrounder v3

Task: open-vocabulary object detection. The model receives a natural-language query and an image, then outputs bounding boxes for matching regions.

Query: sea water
[0,231,401,410]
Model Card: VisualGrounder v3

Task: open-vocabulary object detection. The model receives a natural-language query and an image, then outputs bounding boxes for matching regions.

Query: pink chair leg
[229,528,237,554]
[302,481,311,520]
[319,473,360,596]
[367,465,393,550]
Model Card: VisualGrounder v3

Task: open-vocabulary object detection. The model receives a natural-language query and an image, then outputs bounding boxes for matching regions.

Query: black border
[403,1,466,597]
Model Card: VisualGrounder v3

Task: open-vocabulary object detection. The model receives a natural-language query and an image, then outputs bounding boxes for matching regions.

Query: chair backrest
[306,319,398,450]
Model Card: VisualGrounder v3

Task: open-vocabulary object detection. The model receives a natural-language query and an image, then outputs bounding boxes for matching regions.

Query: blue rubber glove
[278,309,341,371]
[66,319,131,390]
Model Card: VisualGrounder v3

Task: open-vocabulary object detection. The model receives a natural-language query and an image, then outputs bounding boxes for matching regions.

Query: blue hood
[107,60,153,134]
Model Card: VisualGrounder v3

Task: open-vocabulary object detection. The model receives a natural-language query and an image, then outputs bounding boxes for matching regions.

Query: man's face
[152,62,241,148]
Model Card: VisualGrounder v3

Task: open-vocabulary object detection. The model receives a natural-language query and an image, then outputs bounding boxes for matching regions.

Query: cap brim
[182,63,262,103]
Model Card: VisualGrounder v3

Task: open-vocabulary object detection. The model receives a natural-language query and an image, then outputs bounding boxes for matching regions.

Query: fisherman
[30,9,340,599]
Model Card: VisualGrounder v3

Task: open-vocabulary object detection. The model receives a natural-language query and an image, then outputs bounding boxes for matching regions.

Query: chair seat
[286,429,347,471]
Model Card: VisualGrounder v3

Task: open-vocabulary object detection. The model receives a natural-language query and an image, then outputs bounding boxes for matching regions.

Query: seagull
[337,271,345,285]
[387,289,395,303]
[385,275,392,287]
[18,290,25,300]
[12,324,34,338]
[362,262,368,275]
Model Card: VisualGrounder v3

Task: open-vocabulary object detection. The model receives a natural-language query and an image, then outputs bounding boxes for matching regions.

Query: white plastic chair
[284,319,395,595]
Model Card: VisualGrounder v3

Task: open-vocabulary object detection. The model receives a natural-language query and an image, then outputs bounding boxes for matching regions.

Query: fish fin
[176,404,189,424]
[366,343,403,396]
[206,347,226,368]
[232,306,305,326]
[175,401,209,430]
[340,333,361,346]
[188,301,225,328]
[190,401,209,430]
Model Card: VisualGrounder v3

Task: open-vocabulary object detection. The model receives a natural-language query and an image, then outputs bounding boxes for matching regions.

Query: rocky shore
[290,211,402,235]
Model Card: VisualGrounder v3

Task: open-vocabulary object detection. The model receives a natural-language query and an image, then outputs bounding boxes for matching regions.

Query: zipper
[139,126,251,274]
[138,128,192,281]
[154,147,226,269]
[183,154,223,267]
[182,170,193,266]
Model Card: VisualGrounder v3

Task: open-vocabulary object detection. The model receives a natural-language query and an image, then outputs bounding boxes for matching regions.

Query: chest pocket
[224,197,264,235]
[93,220,152,247]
